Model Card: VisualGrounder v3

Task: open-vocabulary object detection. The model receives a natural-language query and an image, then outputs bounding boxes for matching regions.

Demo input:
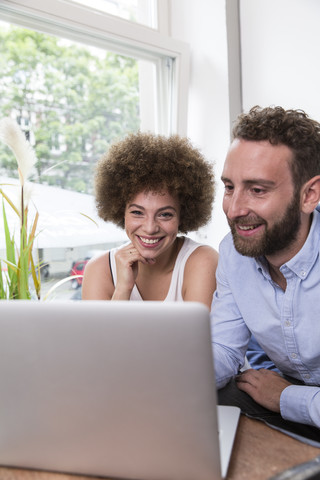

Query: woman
[82,132,218,308]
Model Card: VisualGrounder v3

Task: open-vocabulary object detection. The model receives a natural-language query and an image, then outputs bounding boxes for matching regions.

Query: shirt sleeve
[280,385,320,428]
[211,250,251,389]
[246,335,280,372]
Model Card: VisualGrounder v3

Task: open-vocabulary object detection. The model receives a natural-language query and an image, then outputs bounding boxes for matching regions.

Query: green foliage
[0,24,140,193]
[0,194,41,300]
[0,114,42,300]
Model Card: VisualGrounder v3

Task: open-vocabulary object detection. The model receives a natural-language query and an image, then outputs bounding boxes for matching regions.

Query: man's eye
[224,185,233,193]
[252,188,265,194]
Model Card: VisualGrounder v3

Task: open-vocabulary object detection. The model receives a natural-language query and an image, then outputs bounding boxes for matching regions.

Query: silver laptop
[0,300,240,480]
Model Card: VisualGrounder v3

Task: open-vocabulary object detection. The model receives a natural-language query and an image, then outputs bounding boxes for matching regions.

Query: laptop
[0,300,240,480]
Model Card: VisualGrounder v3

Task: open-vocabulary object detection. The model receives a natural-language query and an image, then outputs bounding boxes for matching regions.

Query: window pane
[66,0,157,28]
[0,21,163,299]
[0,21,148,194]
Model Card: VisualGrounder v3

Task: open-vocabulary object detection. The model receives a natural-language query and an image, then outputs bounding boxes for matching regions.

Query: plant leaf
[0,260,7,299]
[42,275,82,301]
[0,117,37,186]
[0,187,20,217]
[80,212,99,227]
[2,201,17,281]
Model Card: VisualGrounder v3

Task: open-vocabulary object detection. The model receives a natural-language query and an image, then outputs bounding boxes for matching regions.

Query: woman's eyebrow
[157,206,177,211]
[127,203,144,209]
[127,204,177,211]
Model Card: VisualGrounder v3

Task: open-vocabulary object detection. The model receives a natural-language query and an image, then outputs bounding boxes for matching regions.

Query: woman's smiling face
[124,190,180,260]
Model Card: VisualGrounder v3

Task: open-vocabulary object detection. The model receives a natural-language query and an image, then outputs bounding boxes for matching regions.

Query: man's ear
[301,175,320,213]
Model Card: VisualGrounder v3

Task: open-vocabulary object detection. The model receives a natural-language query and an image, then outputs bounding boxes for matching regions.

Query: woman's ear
[301,175,320,213]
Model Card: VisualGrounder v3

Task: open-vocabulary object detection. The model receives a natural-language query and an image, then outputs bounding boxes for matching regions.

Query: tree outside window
[0,22,140,194]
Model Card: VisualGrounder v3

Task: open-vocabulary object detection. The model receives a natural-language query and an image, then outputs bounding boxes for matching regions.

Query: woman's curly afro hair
[95,132,215,233]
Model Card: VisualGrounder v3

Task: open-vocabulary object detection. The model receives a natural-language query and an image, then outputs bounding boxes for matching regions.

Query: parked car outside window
[70,259,89,289]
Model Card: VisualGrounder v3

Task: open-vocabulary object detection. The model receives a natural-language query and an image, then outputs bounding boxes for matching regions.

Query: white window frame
[0,0,190,135]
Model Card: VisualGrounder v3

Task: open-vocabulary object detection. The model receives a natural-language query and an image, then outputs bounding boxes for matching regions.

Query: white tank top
[109,236,203,301]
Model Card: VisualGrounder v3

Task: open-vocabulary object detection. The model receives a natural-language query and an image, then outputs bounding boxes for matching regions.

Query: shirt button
[291,353,297,359]
[301,270,306,277]
[285,320,291,327]
[304,374,311,379]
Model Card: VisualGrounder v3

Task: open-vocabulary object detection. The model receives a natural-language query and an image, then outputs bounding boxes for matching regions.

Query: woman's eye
[159,212,173,218]
[130,210,143,215]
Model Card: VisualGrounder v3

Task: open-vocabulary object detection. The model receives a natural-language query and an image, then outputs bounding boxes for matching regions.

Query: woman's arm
[81,252,115,300]
[82,244,153,300]
[182,245,218,309]
[110,243,154,300]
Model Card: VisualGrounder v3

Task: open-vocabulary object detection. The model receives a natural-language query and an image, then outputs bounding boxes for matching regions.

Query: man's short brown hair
[232,105,320,191]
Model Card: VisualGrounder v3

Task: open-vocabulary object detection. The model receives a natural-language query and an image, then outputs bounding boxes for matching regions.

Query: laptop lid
[0,300,238,480]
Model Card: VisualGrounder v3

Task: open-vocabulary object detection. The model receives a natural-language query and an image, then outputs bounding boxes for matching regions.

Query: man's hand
[236,368,292,412]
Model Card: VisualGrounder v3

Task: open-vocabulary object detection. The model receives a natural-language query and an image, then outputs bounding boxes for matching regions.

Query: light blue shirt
[211,207,320,428]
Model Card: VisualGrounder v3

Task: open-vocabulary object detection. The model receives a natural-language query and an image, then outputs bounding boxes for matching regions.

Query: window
[0,0,189,299]
[0,1,189,136]
[67,0,157,28]
[0,21,142,194]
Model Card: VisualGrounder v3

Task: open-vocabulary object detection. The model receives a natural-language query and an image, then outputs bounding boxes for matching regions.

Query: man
[211,106,320,445]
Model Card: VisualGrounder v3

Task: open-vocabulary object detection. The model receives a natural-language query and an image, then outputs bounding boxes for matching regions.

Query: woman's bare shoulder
[182,244,218,308]
[82,251,114,300]
[188,244,219,267]
[184,244,219,280]
[85,251,110,270]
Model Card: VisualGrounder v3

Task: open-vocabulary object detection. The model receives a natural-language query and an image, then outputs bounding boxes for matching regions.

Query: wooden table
[227,416,319,480]
[0,416,319,480]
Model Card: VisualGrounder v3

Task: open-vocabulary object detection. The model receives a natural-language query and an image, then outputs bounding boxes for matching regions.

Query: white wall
[170,0,320,250]
[240,0,320,121]
[169,0,234,249]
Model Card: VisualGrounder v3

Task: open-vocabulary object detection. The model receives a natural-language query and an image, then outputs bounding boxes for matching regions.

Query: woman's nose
[142,217,160,234]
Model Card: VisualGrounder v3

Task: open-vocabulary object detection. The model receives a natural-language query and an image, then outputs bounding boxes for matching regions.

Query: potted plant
[0,117,41,299]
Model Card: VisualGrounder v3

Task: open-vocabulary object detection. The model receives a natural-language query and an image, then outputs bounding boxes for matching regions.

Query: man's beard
[228,193,301,258]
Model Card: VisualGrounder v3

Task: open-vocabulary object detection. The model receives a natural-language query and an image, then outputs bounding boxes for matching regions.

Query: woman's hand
[112,243,155,300]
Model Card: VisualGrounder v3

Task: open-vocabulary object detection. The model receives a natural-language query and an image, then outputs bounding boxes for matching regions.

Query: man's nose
[224,190,250,220]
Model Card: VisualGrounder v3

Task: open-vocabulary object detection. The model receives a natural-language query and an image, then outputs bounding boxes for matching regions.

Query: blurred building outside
[0,177,127,299]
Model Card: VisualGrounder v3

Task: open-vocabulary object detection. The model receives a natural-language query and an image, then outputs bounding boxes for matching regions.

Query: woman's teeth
[139,236,160,244]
